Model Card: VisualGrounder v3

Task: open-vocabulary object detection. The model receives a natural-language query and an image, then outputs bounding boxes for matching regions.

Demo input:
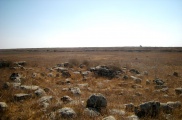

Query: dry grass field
[0,47,182,120]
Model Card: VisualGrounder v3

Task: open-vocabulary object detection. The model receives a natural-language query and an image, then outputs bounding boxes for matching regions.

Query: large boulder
[86,93,107,112]
[134,101,160,118]
[57,107,76,118]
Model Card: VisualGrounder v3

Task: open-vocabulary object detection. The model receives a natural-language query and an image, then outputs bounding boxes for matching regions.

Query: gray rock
[14,93,31,101]
[38,96,53,103]
[160,103,173,114]
[84,108,100,117]
[0,102,8,111]
[167,101,181,109]
[153,78,165,85]
[61,96,73,103]
[102,115,116,120]
[130,76,142,84]
[175,87,182,95]
[3,82,21,89]
[35,88,46,96]
[10,73,21,83]
[129,69,140,74]
[86,93,107,112]
[109,109,125,115]
[134,101,160,118]
[20,85,39,90]
[126,115,139,120]
[57,107,76,118]
[70,87,81,95]
[146,79,151,85]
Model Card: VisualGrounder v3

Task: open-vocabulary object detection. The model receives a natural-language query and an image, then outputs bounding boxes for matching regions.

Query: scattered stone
[102,115,116,120]
[0,102,8,111]
[86,93,107,112]
[123,75,128,80]
[14,93,31,101]
[131,84,142,89]
[154,85,167,89]
[109,109,125,115]
[57,107,76,118]
[38,96,53,103]
[129,69,140,74]
[146,79,151,85]
[175,88,182,95]
[20,85,39,91]
[54,67,67,72]
[167,101,181,109]
[61,70,71,78]
[125,103,135,112]
[15,61,26,66]
[3,82,21,89]
[160,103,173,114]
[153,78,165,85]
[61,96,73,103]
[62,88,69,91]
[126,115,139,120]
[84,108,100,117]
[70,87,81,95]
[130,76,142,84]
[35,88,46,96]
[143,71,148,75]
[134,101,160,118]
[10,73,21,81]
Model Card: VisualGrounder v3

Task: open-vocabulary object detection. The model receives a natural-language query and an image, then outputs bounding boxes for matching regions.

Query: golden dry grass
[0,48,182,120]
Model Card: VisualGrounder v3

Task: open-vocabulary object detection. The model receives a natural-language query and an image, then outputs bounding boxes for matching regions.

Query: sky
[0,0,182,49]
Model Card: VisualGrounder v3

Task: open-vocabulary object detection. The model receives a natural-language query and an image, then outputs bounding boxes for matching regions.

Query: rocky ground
[0,48,182,120]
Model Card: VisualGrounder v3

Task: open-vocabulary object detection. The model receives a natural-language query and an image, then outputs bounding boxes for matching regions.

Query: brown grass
[0,48,182,119]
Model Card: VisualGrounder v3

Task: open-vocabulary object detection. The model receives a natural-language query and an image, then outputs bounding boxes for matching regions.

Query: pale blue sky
[0,0,182,49]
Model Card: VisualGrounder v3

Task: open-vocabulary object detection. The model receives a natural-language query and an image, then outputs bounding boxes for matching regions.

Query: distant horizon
[0,0,182,49]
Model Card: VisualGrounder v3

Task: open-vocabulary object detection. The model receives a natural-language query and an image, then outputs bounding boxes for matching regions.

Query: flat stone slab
[14,93,31,101]
[0,102,8,111]
[38,96,53,103]
[20,85,40,90]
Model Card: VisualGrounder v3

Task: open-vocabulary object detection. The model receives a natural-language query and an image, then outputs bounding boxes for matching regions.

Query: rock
[81,71,90,77]
[146,79,151,85]
[173,72,178,77]
[84,108,100,117]
[15,61,26,66]
[20,85,39,90]
[54,67,67,72]
[123,75,128,80]
[153,78,165,85]
[175,88,182,95]
[131,84,142,89]
[167,101,181,109]
[10,73,21,83]
[130,76,142,84]
[86,93,107,112]
[160,103,173,114]
[129,69,140,74]
[143,71,148,75]
[0,102,8,111]
[70,87,81,95]
[134,101,160,118]
[38,96,53,103]
[3,82,21,89]
[14,93,31,101]
[57,107,76,118]
[102,115,116,120]
[125,103,135,112]
[109,109,125,115]
[126,115,139,120]
[61,70,71,78]
[61,96,73,103]
[63,62,70,67]
[35,88,46,96]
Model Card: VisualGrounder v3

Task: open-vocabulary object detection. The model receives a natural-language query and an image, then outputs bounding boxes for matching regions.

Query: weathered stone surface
[102,115,116,120]
[10,73,21,82]
[129,69,140,74]
[126,115,139,120]
[61,70,71,78]
[84,108,100,117]
[0,102,8,111]
[175,87,182,95]
[109,109,125,115]
[153,78,165,85]
[14,93,31,101]
[70,87,81,95]
[167,101,181,109]
[35,88,46,96]
[3,82,21,89]
[38,96,53,103]
[160,103,173,114]
[61,96,73,103]
[57,107,76,118]
[20,85,39,90]
[130,76,142,84]
[86,93,107,112]
[134,101,160,118]
[146,79,151,85]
